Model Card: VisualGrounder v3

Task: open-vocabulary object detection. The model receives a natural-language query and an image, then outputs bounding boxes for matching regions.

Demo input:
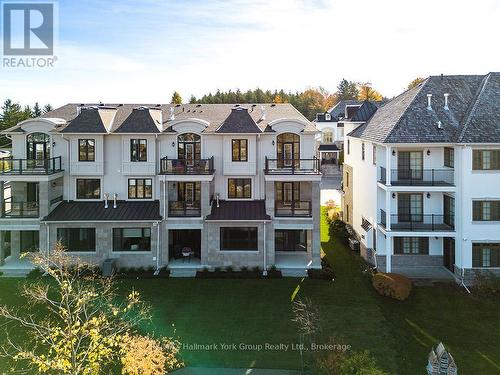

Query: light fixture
[171,141,175,147]
[272,140,275,146]
[392,193,396,199]
[426,150,431,156]
[392,150,396,156]
[426,192,431,199]
[52,141,56,147]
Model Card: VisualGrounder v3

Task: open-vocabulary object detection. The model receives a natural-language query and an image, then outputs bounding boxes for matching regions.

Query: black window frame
[347,139,350,155]
[472,243,500,267]
[372,144,376,165]
[444,147,454,168]
[220,227,258,251]
[275,229,308,252]
[361,142,365,161]
[473,149,500,170]
[473,200,500,221]
[228,178,251,199]
[57,228,96,252]
[128,178,152,199]
[78,139,95,162]
[130,139,147,162]
[112,228,151,252]
[231,139,248,162]
[76,179,100,200]
[394,237,429,255]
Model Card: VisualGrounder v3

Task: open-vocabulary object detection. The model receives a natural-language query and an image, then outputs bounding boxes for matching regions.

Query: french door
[178,182,195,206]
[283,143,294,167]
[398,193,423,222]
[398,151,423,180]
[185,144,195,167]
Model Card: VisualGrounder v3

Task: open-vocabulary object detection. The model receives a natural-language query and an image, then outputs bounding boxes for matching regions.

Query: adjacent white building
[0,103,322,276]
[342,73,500,283]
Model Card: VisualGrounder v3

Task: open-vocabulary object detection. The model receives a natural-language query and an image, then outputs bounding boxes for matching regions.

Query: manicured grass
[0,209,499,373]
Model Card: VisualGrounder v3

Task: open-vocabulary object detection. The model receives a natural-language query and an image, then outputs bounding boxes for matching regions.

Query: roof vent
[437,120,442,129]
[196,104,201,107]
[427,94,433,110]
[260,105,266,121]
[443,93,450,110]
[169,107,175,121]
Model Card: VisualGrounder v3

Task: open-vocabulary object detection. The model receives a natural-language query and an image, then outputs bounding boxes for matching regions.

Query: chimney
[113,193,117,209]
[104,193,109,209]
[169,107,175,121]
[443,93,450,110]
[76,104,84,116]
[427,94,433,110]
[260,105,266,121]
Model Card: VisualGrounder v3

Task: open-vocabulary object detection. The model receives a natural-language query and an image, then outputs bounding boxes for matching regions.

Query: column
[10,230,21,260]
[311,180,321,268]
[385,146,392,186]
[265,181,274,217]
[0,181,4,217]
[386,235,392,273]
[159,179,166,219]
[200,181,211,217]
[0,231,5,265]
[38,181,50,218]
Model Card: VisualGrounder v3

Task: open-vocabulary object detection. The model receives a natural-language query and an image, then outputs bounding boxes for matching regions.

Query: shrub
[330,219,349,244]
[372,272,412,301]
[26,268,44,279]
[474,271,500,296]
[240,266,248,272]
[339,351,389,375]
[251,266,261,273]
[225,265,233,272]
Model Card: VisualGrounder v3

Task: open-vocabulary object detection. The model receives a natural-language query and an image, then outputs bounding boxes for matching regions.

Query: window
[361,143,365,160]
[347,139,350,155]
[444,147,454,168]
[473,201,500,221]
[473,150,500,170]
[76,179,100,199]
[275,182,300,203]
[325,113,331,121]
[323,130,333,143]
[178,133,201,164]
[232,139,248,162]
[398,151,423,179]
[228,178,251,199]
[472,243,500,267]
[444,195,455,227]
[113,228,151,252]
[78,139,95,162]
[128,179,152,199]
[130,139,147,162]
[345,172,349,187]
[277,133,300,168]
[275,230,308,252]
[398,193,423,222]
[57,228,96,252]
[345,204,349,222]
[220,227,257,251]
[394,237,429,255]
[26,132,50,160]
[372,144,377,165]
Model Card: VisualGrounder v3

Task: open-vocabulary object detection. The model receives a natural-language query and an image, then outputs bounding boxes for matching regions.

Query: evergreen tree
[43,104,53,113]
[188,95,197,104]
[33,102,42,117]
[335,79,359,100]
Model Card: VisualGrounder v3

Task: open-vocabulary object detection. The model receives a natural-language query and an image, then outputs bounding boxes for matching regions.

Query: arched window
[277,133,300,168]
[323,130,333,143]
[177,133,201,166]
[26,132,50,160]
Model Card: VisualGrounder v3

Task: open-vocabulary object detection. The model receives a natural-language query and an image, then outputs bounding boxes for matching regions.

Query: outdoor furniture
[182,246,194,262]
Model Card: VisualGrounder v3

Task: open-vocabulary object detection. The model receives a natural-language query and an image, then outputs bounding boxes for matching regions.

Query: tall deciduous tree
[407,77,425,89]
[357,82,384,101]
[170,91,182,104]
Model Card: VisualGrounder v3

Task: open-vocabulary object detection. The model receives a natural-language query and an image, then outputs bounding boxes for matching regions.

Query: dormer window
[325,113,331,121]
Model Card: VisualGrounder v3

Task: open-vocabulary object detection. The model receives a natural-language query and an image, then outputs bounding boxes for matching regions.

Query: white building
[0,103,322,276]
[343,73,500,283]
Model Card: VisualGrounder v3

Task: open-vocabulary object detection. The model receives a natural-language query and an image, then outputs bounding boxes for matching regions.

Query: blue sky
[1,0,499,107]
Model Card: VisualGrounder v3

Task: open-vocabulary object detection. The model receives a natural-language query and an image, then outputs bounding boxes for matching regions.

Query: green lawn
[0,209,499,374]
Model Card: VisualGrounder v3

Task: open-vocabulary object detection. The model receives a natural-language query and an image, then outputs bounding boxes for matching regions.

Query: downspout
[458,145,470,293]
[263,221,267,276]
[62,135,70,202]
[154,221,160,275]
[163,176,167,219]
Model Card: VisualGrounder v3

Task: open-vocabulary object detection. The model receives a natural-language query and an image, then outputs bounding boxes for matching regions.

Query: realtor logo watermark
[2,1,57,67]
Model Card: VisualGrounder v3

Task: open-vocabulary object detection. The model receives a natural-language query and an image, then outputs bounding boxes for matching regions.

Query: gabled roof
[206,200,271,221]
[351,100,379,122]
[114,107,160,133]
[348,73,499,144]
[60,107,107,133]
[44,200,162,221]
[328,100,363,120]
[216,107,262,133]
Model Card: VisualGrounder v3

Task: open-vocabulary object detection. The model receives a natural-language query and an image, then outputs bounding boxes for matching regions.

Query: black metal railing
[389,214,454,231]
[379,168,454,186]
[264,157,320,175]
[160,156,214,174]
[380,209,387,227]
[50,195,63,205]
[1,197,39,218]
[275,201,312,217]
[0,156,62,175]
[168,201,201,217]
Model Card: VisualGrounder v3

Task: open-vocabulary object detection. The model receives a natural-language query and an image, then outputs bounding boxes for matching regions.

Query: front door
[185,144,195,167]
[443,237,455,272]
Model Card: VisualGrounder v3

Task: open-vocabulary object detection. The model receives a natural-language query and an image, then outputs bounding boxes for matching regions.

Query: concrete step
[0,268,32,277]
[280,268,308,277]
[169,268,198,278]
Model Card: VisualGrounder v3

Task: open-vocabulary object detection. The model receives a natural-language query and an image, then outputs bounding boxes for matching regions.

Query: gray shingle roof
[348,73,499,144]
[114,108,160,133]
[44,200,162,221]
[205,200,271,221]
[216,107,262,133]
[60,107,107,133]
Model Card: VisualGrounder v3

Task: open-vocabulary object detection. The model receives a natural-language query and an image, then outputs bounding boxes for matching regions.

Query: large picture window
[275,230,308,252]
[220,227,257,251]
[394,237,429,255]
[128,179,152,199]
[178,133,201,166]
[76,179,100,199]
[277,133,300,168]
[130,139,147,162]
[78,139,95,162]
[473,150,500,170]
[232,139,248,162]
[473,201,500,221]
[113,228,151,252]
[228,178,251,199]
[57,228,96,252]
[473,243,500,267]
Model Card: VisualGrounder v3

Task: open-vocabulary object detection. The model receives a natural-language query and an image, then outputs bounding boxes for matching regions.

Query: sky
[1,0,499,108]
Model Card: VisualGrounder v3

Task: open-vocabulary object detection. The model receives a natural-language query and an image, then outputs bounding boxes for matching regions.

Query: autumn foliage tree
[407,77,425,89]
[357,82,384,101]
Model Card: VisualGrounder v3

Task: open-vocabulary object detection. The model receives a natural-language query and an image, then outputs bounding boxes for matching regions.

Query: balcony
[264,157,320,175]
[379,167,454,186]
[275,201,312,217]
[168,201,201,217]
[0,157,62,175]
[160,157,214,175]
[1,198,39,218]
[379,210,454,231]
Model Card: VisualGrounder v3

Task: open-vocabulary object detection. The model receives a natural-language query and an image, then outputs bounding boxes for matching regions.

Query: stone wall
[454,265,500,285]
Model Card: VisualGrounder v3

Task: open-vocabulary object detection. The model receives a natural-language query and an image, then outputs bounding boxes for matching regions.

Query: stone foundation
[454,265,500,285]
